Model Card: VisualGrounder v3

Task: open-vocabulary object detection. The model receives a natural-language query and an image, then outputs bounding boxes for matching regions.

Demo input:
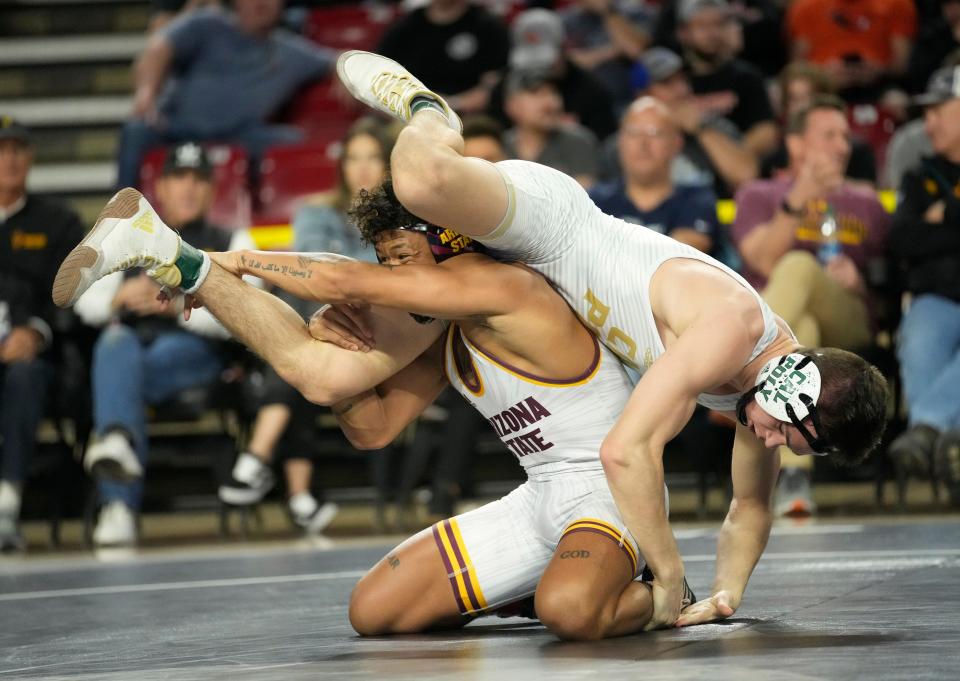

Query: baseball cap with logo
[510,9,565,72]
[161,142,213,178]
[913,65,960,107]
[0,116,31,145]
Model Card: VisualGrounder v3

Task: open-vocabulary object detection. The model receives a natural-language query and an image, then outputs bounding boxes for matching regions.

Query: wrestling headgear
[735,353,836,456]
[395,222,486,263]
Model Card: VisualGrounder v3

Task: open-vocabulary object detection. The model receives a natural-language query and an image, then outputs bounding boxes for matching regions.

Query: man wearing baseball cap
[74,142,258,546]
[0,117,86,551]
[888,65,960,507]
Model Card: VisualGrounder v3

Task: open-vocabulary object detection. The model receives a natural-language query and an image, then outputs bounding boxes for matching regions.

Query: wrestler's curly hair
[348,177,428,246]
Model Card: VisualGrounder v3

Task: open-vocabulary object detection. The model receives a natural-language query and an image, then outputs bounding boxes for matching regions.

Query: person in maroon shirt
[731,94,889,517]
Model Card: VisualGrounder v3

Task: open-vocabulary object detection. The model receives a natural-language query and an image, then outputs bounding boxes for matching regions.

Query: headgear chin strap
[737,353,835,456]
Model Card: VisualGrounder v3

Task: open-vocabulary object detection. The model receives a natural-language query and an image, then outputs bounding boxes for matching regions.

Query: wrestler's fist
[675,590,737,627]
[308,303,375,352]
[644,580,684,630]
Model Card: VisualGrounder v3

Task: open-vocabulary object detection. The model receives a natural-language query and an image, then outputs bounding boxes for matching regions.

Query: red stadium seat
[847,104,897,178]
[282,77,360,139]
[255,142,340,225]
[304,3,399,51]
[139,144,252,231]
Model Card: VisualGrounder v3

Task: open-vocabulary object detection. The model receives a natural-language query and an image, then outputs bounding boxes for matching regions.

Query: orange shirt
[787,0,917,67]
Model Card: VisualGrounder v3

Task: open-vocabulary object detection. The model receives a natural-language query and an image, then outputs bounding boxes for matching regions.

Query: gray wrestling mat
[1,517,958,680]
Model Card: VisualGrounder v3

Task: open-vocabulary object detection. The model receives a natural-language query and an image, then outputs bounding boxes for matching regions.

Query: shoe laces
[371,71,428,118]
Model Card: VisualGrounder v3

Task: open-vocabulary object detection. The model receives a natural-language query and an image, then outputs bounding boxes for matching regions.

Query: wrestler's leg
[193,263,441,405]
[535,529,652,641]
[348,528,468,635]
[390,111,508,237]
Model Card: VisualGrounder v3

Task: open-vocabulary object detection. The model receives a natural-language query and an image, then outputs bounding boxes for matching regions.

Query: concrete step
[4,95,131,127]
[0,1,149,37]
[28,161,115,194]
[0,33,144,66]
[0,62,132,99]
[31,126,120,164]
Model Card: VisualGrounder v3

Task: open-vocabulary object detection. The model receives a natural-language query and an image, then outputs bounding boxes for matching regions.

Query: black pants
[0,358,50,483]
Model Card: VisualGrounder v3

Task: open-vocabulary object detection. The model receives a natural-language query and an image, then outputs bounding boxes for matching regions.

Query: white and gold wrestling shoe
[52,188,203,308]
[336,50,462,133]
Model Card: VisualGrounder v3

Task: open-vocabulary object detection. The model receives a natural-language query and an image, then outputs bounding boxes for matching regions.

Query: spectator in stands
[148,0,220,33]
[888,65,960,507]
[503,70,600,187]
[764,62,878,186]
[488,9,618,141]
[377,0,509,115]
[219,119,391,532]
[676,0,778,159]
[652,0,787,78]
[116,0,335,189]
[732,95,889,517]
[590,97,720,255]
[0,118,85,552]
[605,46,757,197]
[76,143,258,546]
[907,0,960,94]
[560,0,655,112]
[461,115,508,162]
[786,0,916,100]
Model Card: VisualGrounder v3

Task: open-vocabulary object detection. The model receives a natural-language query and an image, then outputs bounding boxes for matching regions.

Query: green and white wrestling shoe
[52,187,209,308]
[336,50,462,133]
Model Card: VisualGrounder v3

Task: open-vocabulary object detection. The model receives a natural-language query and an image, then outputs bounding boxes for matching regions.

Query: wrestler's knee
[535,586,606,641]
[348,579,392,636]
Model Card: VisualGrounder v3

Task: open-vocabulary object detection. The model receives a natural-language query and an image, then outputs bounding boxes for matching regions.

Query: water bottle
[817,204,842,264]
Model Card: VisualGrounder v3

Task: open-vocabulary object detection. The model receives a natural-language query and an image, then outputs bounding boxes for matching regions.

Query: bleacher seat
[282,77,360,140]
[303,2,399,51]
[256,141,340,225]
[847,104,897,182]
[139,145,252,231]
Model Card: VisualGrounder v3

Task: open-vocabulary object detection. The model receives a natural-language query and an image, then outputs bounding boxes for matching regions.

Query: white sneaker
[52,188,183,308]
[773,467,817,517]
[85,430,143,482]
[290,494,339,536]
[336,50,462,133]
[218,453,276,506]
[93,501,137,547]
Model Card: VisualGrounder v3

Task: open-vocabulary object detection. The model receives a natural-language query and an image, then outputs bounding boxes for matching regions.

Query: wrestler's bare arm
[600,308,759,628]
[712,423,779,608]
[333,337,449,449]
[219,250,537,319]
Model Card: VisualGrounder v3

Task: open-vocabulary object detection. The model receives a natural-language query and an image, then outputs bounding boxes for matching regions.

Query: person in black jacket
[0,117,85,551]
[888,65,960,506]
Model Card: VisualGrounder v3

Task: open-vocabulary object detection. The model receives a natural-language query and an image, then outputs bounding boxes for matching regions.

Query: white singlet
[480,160,783,411]
[428,323,658,616]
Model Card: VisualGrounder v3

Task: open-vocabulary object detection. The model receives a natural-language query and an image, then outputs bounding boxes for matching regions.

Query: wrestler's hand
[675,590,737,627]
[209,251,241,277]
[644,579,684,630]
[308,303,375,352]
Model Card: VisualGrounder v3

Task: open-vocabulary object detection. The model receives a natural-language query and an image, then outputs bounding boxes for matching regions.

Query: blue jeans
[0,358,50,483]
[92,324,223,510]
[116,118,304,189]
[896,294,960,431]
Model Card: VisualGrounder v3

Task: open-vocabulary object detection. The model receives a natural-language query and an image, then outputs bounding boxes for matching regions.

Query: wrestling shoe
[336,50,462,133]
[218,453,276,506]
[52,188,206,308]
[85,430,143,482]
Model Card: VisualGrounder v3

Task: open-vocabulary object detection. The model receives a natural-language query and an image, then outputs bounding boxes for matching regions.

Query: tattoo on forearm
[387,554,400,569]
[559,549,590,559]
[241,254,314,280]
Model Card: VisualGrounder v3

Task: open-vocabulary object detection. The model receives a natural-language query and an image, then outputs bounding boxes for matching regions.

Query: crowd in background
[2,0,960,551]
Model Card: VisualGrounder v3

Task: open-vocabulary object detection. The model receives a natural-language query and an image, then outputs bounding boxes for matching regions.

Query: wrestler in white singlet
[431,323,663,616]
[479,160,783,411]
